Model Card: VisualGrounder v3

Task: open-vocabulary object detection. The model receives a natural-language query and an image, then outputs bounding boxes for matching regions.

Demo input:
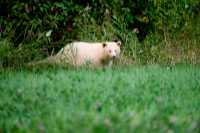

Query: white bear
[28,41,121,67]
[53,41,121,67]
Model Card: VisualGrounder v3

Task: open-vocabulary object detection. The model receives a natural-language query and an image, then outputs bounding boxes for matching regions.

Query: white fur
[53,41,121,67]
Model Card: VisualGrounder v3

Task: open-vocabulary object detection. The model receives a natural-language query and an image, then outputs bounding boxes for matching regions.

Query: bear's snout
[112,55,116,59]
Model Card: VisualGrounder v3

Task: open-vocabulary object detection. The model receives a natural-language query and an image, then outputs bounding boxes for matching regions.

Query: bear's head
[102,41,121,60]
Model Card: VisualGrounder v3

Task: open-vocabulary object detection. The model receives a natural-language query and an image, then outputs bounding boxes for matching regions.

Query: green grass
[0,65,200,133]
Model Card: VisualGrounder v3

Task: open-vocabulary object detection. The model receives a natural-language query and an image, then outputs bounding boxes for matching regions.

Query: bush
[0,0,199,67]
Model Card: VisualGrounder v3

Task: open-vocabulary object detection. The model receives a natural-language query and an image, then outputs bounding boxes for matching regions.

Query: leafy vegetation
[0,0,199,67]
[0,1,199,132]
[0,65,200,132]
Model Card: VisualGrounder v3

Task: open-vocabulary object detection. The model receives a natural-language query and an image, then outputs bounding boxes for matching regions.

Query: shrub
[0,0,199,67]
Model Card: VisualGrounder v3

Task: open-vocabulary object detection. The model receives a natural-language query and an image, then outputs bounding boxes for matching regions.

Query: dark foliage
[0,0,199,67]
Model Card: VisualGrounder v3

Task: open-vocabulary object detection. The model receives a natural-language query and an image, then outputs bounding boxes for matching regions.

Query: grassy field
[0,65,200,133]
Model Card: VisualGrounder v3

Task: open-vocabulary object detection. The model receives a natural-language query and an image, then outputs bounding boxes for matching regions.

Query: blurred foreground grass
[0,65,200,132]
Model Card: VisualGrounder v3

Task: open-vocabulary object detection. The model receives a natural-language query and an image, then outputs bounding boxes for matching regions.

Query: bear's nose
[112,55,116,59]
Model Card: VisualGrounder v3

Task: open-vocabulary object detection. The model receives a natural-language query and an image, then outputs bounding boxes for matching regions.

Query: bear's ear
[116,41,121,46]
[102,43,107,48]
